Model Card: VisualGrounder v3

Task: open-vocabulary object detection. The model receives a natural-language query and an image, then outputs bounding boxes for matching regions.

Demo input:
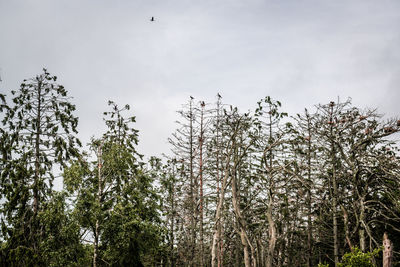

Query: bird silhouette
[217,93,221,98]
[190,96,194,100]
[201,101,205,107]
[150,17,155,21]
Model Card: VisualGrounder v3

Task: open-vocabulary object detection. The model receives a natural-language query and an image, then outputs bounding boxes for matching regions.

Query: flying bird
[150,17,155,21]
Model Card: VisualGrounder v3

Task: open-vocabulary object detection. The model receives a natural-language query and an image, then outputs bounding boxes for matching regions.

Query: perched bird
[190,96,194,100]
[217,93,221,98]
[201,101,205,107]
[150,17,155,21]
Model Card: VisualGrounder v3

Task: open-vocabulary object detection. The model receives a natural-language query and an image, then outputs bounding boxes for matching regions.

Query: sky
[1,0,400,159]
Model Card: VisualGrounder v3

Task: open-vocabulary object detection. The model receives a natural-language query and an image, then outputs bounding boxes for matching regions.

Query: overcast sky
[1,0,399,159]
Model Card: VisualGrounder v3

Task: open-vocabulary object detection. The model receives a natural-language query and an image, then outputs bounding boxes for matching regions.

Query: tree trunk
[383,233,393,267]
[332,160,339,267]
[342,206,353,251]
[93,220,99,267]
[93,144,103,267]
[211,161,229,267]
[199,105,205,267]
[241,229,252,267]
[306,120,313,267]
[219,221,224,267]
[189,99,196,266]
[212,97,229,267]
[359,199,366,252]
[266,110,276,267]
[329,106,339,267]
[231,167,253,267]
[266,191,276,267]
[170,168,176,267]
[33,80,42,216]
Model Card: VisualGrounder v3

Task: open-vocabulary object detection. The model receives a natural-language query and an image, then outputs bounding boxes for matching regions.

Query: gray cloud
[1,0,399,158]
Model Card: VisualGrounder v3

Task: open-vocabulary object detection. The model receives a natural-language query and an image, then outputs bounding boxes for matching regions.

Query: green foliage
[2,74,400,266]
[37,191,90,266]
[338,247,380,267]
[1,68,81,207]
[0,69,82,265]
[1,191,89,266]
[64,101,162,266]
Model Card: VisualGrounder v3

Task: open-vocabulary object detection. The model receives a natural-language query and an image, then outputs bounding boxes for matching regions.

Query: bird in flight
[150,17,155,22]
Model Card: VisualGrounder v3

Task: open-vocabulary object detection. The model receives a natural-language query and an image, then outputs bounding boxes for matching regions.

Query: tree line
[1,69,399,266]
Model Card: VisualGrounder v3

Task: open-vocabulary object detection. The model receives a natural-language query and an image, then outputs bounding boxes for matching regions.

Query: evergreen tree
[0,69,82,265]
[65,101,161,266]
